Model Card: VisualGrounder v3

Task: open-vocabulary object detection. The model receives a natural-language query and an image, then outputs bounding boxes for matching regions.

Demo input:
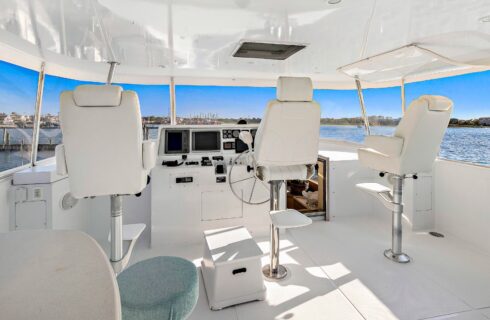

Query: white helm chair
[56,84,199,320]
[357,95,453,263]
[241,77,321,280]
[55,84,155,271]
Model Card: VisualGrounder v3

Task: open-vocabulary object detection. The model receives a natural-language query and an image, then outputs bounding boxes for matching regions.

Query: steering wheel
[228,150,270,205]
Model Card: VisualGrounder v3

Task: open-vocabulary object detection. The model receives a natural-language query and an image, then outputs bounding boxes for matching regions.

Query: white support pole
[31,62,45,166]
[269,181,280,272]
[167,0,177,126]
[384,175,411,263]
[59,0,67,55]
[106,61,118,85]
[263,180,288,280]
[169,77,177,125]
[110,195,123,263]
[355,79,371,136]
[401,78,406,115]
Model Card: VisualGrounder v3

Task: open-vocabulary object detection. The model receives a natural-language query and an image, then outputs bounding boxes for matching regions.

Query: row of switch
[222,129,240,139]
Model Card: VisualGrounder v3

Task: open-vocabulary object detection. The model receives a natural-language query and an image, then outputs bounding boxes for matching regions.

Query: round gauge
[232,130,240,138]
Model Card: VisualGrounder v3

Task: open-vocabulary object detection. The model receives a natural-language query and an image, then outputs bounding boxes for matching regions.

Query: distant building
[479,117,490,126]
[3,115,14,125]
[40,113,60,127]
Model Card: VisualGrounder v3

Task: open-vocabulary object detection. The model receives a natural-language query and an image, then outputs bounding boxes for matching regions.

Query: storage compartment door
[201,190,243,221]
[15,201,47,230]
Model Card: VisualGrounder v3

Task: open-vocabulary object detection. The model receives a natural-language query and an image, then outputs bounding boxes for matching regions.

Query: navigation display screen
[192,131,221,151]
[165,130,189,154]
[167,131,182,151]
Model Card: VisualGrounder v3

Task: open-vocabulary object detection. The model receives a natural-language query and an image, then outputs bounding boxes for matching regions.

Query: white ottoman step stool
[201,226,266,310]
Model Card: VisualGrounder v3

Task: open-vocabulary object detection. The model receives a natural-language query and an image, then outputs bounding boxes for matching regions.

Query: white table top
[13,163,66,185]
[0,230,121,320]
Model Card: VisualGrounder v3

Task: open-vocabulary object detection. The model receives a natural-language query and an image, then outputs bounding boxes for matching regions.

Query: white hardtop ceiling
[1,0,490,88]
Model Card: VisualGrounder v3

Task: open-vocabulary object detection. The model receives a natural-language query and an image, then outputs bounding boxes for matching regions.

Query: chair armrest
[364,135,404,157]
[55,144,68,175]
[142,140,156,170]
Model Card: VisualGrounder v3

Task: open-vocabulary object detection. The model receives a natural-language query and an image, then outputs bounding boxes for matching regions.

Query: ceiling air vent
[232,41,306,60]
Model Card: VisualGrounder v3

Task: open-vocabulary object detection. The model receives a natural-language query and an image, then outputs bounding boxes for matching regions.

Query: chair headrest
[419,95,453,112]
[276,77,313,102]
[73,85,123,107]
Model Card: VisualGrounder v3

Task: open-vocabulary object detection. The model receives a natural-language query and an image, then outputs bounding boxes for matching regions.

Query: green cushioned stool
[118,256,199,320]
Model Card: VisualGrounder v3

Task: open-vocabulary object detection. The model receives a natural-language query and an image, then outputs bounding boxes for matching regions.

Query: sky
[0,59,489,119]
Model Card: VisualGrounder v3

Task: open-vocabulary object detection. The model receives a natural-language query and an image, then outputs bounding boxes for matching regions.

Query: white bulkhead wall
[0,178,11,232]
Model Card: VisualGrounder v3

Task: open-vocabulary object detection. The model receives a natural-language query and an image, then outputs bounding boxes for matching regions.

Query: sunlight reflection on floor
[131,215,490,320]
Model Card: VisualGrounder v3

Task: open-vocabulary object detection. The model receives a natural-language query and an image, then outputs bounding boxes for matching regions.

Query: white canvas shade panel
[338,44,485,83]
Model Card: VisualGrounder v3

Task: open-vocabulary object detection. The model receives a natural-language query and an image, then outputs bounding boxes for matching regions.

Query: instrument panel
[158,124,258,157]
[152,124,271,247]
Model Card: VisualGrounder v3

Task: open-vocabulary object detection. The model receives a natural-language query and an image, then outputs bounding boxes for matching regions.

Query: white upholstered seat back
[254,77,321,167]
[394,95,453,174]
[60,85,147,198]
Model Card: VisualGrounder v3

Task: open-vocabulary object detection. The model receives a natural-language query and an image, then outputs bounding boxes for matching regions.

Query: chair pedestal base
[384,249,411,264]
[109,195,146,274]
[264,181,285,281]
[263,181,313,281]
[262,264,288,280]
[356,175,412,264]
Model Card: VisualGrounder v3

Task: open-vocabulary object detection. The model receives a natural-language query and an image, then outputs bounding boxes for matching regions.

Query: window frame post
[169,77,177,125]
[31,62,46,166]
[355,78,371,136]
[401,77,406,115]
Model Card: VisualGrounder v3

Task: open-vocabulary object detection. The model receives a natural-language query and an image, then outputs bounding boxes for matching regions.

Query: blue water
[0,126,488,172]
[320,125,395,143]
[319,125,489,166]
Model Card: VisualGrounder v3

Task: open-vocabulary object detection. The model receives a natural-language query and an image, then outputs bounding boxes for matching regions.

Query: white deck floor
[133,215,490,320]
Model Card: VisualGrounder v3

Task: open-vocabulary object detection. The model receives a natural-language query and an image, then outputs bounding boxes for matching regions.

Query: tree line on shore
[214,116,490,127]
[139,115,490,127]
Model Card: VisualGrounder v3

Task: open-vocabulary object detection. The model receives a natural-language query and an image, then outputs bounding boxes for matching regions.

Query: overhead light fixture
[327,0,342,4]
[479,15,490,23]
[232,41,307,60]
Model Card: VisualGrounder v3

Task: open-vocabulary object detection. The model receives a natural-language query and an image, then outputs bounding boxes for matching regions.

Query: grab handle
[232,267,247,275]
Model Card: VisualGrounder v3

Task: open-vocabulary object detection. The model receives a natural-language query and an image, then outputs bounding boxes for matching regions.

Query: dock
[0,144,55,152]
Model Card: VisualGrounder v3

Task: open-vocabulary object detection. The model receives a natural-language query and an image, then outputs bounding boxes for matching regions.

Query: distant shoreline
[317,123,489,128]
[448,124,489,128]
[2,119,487,129]
[216,117,489,128]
